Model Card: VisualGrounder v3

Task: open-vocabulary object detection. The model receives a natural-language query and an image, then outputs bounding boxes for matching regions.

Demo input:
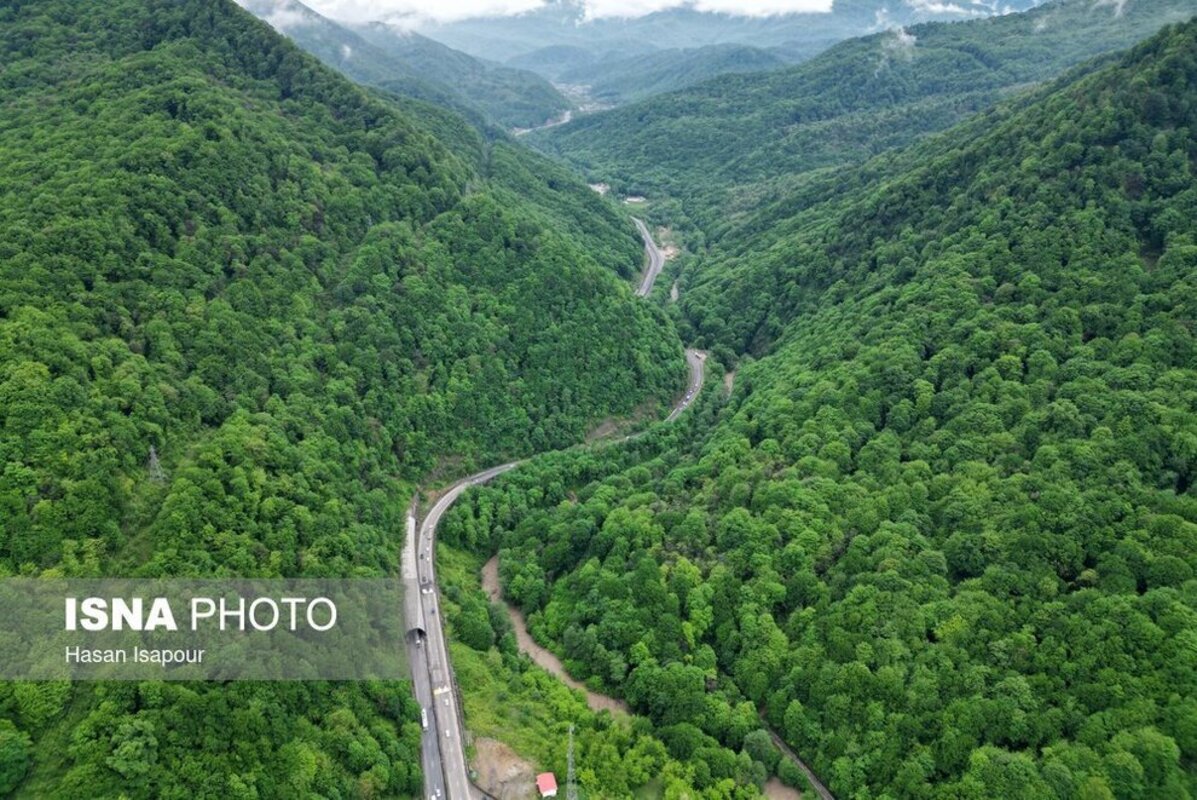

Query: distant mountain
[510,44,642,82]
[556,44,787,106]
[238,0,460,105]
[350,21,571,128]
[416,0,1041,66]
[531,0,1195,228]
[239,0,569,128]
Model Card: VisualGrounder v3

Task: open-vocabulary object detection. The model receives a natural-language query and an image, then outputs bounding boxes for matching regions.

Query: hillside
[351,21,571,129]
[238,0,480,120]
[532,0,1194,227]
[240,0,570,128]
[556,44,786,107]
[444,19,1197,799]
[0,0,681,795]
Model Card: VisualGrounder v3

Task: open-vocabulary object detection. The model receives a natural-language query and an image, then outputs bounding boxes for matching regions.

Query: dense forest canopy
[444,19,1197,799]
[0,0,683,795]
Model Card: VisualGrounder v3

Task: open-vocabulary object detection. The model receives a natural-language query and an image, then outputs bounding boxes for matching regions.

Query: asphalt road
[404,361,705,798]
[403,508,447,800]
[633,217,665,297]
[667,349,706,423]
[512,109,572,137]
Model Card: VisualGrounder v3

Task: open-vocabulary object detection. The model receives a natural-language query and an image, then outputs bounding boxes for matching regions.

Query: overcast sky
[300,0,835,25]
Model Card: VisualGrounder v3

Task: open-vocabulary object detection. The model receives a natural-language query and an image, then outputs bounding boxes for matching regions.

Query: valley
[1,0,1195,799]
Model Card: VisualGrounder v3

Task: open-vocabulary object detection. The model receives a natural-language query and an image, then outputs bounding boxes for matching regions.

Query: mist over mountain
[413,0,1042,65]
[240,0,571,127]
[541,43,788,105]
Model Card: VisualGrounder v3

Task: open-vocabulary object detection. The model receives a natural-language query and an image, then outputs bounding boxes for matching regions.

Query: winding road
[408,464,519,800]
[402,222,825,800]
[403,347,700,798]
[633,217,666,297]
[512,109,572,137]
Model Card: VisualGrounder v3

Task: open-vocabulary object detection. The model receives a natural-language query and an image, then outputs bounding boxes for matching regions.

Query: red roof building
[536,772,558,798]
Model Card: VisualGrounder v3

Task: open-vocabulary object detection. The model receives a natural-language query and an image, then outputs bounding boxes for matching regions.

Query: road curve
[512,109,572,137]
[633,217,666,297]
[412,463,519,800]
[405,347,703,798]
[405,342,841,800]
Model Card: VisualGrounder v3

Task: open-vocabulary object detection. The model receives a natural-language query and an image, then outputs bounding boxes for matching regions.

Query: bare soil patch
[472,737,537,800]
[764,778,802,800]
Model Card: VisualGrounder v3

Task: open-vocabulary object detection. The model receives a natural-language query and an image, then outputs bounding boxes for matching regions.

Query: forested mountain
[239,0,570,128]
[555,44,786,107]
[349,21,571,129]
[0,0,682,795]
[444,19,1197,799]
[532,0,1194,228]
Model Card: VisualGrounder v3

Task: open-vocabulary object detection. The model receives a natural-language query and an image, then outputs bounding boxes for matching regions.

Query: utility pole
[567,724,578,800]
[148,445,166,483]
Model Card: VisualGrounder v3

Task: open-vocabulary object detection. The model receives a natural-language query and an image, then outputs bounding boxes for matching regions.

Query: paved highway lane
[633,217,665,297]
[404,509,447,800]
[668,349,706,423]
[408,464,520,800]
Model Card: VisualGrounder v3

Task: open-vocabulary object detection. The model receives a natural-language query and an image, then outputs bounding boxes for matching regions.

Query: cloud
[1092,0,1129,16]
[301,0,832,25]
[904,0,981,14]
[583,0,831,18]
[301,0,546,24]
[235,0,318,30]
[873,8,916,75]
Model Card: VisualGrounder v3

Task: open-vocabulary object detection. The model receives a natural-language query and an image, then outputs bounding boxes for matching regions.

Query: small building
[536,772,558,798]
